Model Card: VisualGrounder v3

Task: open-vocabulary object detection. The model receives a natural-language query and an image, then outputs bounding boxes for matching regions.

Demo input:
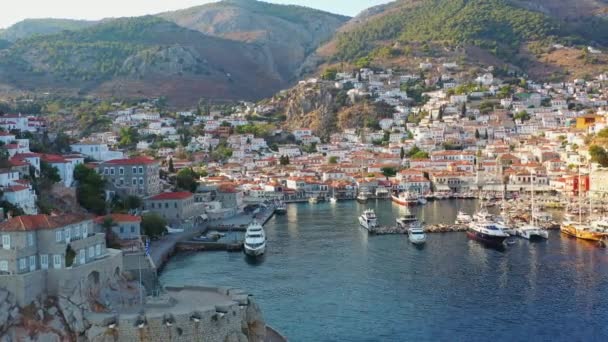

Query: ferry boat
[244,221,266,257]
[275,202,287,215]
[359,209,378,230]
[408,227,427,245]
[391,191,419,206]
[467,221,509,247]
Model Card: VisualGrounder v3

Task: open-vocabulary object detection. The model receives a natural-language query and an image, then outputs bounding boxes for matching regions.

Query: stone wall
[0,270,46,306]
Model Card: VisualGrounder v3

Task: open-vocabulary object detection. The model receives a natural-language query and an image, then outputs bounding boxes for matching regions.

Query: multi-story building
[70,142,124,162]
[590,167,608,199]
[144,192,205,223]
[97,157,161,198]
[0,214,122,305]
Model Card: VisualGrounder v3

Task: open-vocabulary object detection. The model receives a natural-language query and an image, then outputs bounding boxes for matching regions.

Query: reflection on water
[161,200,608,341]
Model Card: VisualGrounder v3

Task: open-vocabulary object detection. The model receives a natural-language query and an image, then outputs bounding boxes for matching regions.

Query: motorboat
[408,227,426,245]
[357,192,370,203]
[244,221,266,257]
[467,221,509,247]
[329,196,338,203]
[359,209,378,230]
[308,196,319,204]
[275,202,287,215]
[455,211,472,225]
[396,207,421,229]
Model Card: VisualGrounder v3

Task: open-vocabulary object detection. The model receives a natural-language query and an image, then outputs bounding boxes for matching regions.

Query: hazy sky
[0,0,393,28]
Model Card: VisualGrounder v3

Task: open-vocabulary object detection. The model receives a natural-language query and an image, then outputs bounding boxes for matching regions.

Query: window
[88,246,95,258]
[53,255,62,269]
[132,178,137,185]
[0,261,8,272]
[104,167,109,175]
[19,258,26,271]
[79,249,86,264]
[55,230,62,242]
[139,177,144,186]
[110,168,115,175]
[174,203,177,209]
[95,244,101,256]
[40,255,48,269]
[119,178,124,185]
[132,167,137,174]
[82,225,88,237]
[139,167,144,174]
[119,167,124,175]
[74,226,80,238]
[27,232,34,247]
[64,228,71,242]
[2,235,10,250]
[120,227,124,234]
[29,255,36,271]
[131,226,135,233]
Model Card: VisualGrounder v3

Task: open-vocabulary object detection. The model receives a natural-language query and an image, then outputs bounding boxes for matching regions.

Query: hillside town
[0,62,607,339]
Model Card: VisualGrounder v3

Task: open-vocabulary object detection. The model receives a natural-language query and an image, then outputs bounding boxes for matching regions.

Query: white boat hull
[244,244,266,256]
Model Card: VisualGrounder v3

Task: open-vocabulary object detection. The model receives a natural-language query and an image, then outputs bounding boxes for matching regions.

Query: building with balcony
[97,157,161,198]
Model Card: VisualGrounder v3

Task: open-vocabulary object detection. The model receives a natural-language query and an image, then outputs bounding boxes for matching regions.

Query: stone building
[94,213,142,241]
[97,157,161,198]
[144,192,206,223]
[0,214,122,305]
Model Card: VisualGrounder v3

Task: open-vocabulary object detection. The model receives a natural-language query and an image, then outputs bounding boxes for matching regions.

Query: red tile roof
[41,154,68,163]
[105,157,157,165]
[0,214,91,232]
[147,192,193,201]
[3,185,28,192]
[94,213,141,224]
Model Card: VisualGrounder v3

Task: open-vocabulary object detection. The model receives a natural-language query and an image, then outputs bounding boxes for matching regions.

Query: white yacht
[244,221,266,257]
[455,211,472,225]
[408,227,426,245]
[396,208,421,229]
[357,192,370,203]
[467,220,510,247]
[359,209,378,230]
[308,196,318,204]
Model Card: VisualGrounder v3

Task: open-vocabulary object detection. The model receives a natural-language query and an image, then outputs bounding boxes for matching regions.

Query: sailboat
[516,172,548,240]
[560,165,608,241]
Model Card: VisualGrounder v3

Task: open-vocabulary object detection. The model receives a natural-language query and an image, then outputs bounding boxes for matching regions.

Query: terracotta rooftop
[0,214,91,232]
[105,157,157,165]
[94,213,141,224]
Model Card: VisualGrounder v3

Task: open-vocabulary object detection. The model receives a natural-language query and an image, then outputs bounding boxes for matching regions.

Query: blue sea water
[160,200,608,342]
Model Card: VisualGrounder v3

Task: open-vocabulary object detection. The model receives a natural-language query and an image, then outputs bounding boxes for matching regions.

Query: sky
[0,0,393,29]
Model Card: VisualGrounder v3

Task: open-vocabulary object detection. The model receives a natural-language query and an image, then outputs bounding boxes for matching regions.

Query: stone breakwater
[369,224,468,235]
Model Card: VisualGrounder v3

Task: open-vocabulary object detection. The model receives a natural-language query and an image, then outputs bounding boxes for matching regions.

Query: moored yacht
[396,207,421,229]
[275,202,287,215]
[455,210,472,225]
[357,191,370,203]
[359,209,378,230]
[308,196,319,204]
[244,221,266,257]
[467,221,510,247]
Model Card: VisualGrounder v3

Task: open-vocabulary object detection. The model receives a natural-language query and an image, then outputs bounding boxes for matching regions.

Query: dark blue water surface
[160,200,608,342]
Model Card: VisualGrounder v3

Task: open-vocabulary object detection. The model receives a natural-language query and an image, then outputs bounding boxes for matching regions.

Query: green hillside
[0,18,96,42]
[334,0,595,62]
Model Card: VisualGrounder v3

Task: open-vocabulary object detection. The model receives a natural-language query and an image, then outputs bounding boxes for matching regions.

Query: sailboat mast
[531,171,535,226]
[578,165,582,224]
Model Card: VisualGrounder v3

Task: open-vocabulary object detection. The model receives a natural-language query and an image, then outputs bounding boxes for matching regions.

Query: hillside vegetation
[0,18,96,42]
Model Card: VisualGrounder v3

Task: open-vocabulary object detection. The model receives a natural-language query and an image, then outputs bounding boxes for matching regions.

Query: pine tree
[168,157,175,173]
[400,147,405,160]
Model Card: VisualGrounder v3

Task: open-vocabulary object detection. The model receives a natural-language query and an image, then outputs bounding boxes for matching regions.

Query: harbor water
[160,200,608,341]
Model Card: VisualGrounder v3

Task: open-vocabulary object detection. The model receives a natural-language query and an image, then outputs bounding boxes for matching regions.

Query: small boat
[357,192,370,203]
[359,209,378,230]
[455,211,472,225]
[329,196,338,204]
[275,202,287,215]
[418,196,427,205]
[308,196,319,204]
[516,225,548,240]
[244,221,266,257]
[408,227,426,245]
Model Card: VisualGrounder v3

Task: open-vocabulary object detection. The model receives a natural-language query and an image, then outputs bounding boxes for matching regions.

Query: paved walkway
[148,223,206,268]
